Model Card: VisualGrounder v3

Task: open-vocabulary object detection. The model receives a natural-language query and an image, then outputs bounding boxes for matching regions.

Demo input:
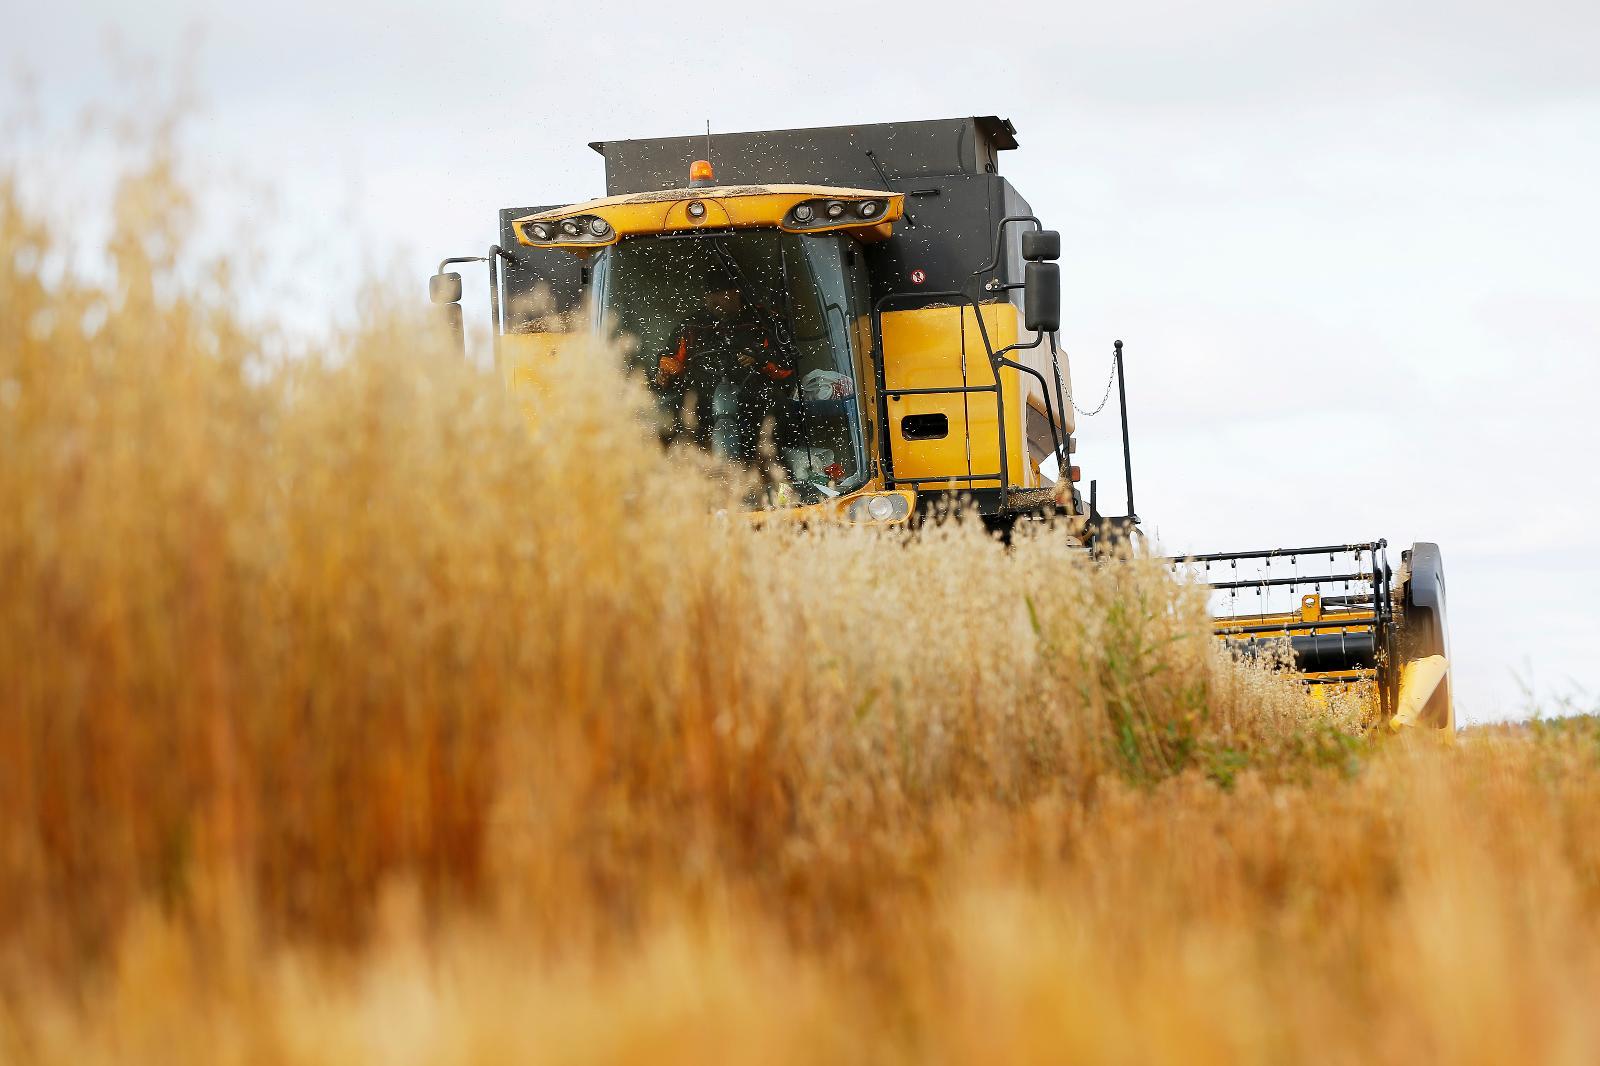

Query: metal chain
[1070,354,1118,417]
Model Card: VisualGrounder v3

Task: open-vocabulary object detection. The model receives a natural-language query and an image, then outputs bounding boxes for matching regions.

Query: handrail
[994,352,1066,471]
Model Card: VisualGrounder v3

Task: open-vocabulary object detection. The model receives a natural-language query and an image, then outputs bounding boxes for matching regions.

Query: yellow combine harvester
[428,116,1451,730]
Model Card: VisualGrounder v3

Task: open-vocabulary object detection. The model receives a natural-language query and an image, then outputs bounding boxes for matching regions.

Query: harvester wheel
[1394,542,1454,730]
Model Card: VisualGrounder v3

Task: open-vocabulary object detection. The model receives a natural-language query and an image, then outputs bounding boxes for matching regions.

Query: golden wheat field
[5,142,1600,1066]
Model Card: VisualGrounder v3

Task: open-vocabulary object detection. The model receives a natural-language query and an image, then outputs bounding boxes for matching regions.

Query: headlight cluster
[521,214,612,244]
[845,492,911,524]
[787,198,888,229]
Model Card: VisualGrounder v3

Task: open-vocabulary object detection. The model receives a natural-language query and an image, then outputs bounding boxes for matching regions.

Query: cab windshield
[591,230,870,504]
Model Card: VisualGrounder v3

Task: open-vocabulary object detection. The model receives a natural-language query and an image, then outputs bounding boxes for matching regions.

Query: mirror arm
[971,214,1042,277]
[488,246,519,347]
[487,246,505,359]
[992,329,1045,363]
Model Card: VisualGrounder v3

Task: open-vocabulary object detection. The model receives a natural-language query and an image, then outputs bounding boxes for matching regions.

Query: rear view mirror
[429,271,466,357]
[1025,261,1061,333]
[440,303,464,344]
[429,272,463,304]
[1021,229,1061,262]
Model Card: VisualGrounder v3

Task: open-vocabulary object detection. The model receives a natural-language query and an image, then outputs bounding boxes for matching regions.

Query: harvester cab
[430,116,1099,530]
[429,114,1452,731]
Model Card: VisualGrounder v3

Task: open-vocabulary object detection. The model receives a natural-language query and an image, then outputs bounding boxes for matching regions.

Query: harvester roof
[496,115,1028,320]
[589,116,1018,195]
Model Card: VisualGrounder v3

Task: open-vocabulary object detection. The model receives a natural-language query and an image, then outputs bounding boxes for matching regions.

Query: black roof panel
[589,116,1018,196]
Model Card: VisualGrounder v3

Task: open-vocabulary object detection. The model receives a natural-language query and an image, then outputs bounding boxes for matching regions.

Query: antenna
[705,119,712,168]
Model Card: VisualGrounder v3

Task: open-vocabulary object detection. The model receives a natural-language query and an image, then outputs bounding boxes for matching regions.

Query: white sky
[8,0,1599,723]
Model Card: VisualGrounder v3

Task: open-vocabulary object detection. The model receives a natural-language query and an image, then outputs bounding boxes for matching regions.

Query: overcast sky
[8,1,1599,723]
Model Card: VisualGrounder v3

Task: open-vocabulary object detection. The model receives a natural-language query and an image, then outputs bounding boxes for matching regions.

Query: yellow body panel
[499,332,591,423]
[513,185,904,250]
[1390,655,1452,731]
[880,302,1032,490]
[1213,612,1378,636]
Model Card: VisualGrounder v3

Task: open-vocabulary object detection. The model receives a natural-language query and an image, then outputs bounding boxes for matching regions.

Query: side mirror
[1025,261,1061,333]
[429,272,463,304]
[441,303,464,346]
[1021,229,1061,262]
[429,271,466,357]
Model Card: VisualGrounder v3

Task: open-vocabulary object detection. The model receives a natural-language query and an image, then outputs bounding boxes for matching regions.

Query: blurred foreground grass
[4,148,1600,1065]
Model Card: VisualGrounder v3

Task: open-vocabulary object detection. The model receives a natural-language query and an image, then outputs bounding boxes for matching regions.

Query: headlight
[588,217,610,237]
[858,200,881,219]
[687,200,707,219]
[846,493,912,523]
[824,201,845,219]
[793,203,814,222]
[560,219,581,237]
[528,223,552,241]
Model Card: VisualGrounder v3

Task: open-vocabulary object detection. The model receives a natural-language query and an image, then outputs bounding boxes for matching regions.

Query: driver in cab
[655,281,795,461]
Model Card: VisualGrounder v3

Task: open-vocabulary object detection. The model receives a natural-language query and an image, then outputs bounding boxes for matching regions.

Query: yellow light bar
[513,184,904,251]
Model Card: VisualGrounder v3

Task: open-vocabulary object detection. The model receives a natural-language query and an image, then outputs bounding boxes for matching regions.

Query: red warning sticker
[910,269,927,285]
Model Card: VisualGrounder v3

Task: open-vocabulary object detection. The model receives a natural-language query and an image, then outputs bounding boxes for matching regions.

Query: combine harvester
[429,116,1451,730]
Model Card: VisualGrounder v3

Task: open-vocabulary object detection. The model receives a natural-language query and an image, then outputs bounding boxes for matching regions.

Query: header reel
[1166,540,1452,730]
